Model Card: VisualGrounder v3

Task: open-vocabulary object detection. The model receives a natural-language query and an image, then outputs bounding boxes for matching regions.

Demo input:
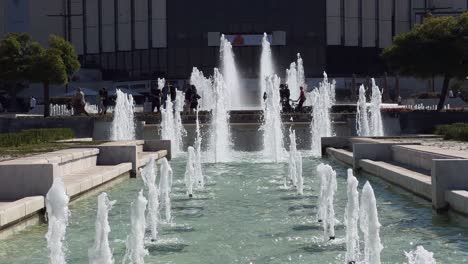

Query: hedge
[0,128,75,147]
[435,123,468,141]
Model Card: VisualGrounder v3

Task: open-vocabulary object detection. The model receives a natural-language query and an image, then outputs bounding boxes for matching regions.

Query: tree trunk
[437,74,451,112]
[43,81,50,117]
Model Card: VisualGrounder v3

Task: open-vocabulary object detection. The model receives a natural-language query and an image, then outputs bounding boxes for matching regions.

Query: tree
[0,33,43,109]
[29,49,68,117]
[382,12,468,111]
[48,35,80,90]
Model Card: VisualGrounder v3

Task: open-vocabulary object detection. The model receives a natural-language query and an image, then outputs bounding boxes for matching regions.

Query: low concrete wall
[0,117,94,138]
[93,120,146,140]
[432,159,468,210]
[353,142,421,169]
[144,140,171,160]
[321,137,352,154]
[400,112,468,134]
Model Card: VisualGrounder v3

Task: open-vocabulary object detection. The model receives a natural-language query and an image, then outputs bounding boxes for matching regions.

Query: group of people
[150,82,201,114]
[264,84,307,112]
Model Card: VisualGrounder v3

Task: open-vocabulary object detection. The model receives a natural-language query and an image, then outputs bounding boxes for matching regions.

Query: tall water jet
[88,193,115,264]
[345,169,360,264]
[310,72,336,157]
[360,182,383,264]
[260,33,274,107]
[405,246,437,264]
[185,146,196,197]
[296,53,305,90]
[287,128,298,187]
[159,158,173,223]
[220,34,242,109]
[295,152,303,195]
[110,89,135,141]
[159,78,182,156]
[209,68,232,163]
[174,89,187,152]
[140,156,159,241]
[369,78,384,136]
[194,110,204,188]
[190,67,213,111]
[261,74,285,162]
[123,190,148,264]
[286,62,299,101]
[316,163,337,240]
[45,177,70,264]
[356,85,370,137]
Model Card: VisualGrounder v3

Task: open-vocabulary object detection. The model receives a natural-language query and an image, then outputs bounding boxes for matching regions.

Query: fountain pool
[0,153,467,263]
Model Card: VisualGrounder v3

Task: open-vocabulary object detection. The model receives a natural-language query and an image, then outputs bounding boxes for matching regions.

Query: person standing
[190,86,201,113]
[284,84,291,112]
[151,86,161,113]
[161,82,169,109]
[29,96,37,111]
[295,86,306,112]
[102,87,109,114]
[185,85,194,113]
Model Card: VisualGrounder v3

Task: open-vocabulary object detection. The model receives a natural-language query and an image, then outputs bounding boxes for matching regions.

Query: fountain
[345,169,360,264]
[316,163,337,240]
[261,74,285,162]
[295,152,303,195]
[140,156,159,241]
[110,89,135,141]
[194,110,204,188]
[174,89,187,152]
[286,62,299,101]
[287,128,298,187]
[356,85,370,137]
[405,246,437,264]
[160,77,185,156]
[310,73,336,157]
[45,177,70,264]
[260,33,274,107]
[123,190,148,264]
[370,78,384,136]
[185,147,196,197]
[296,53,305,91]
[88,193,115,264]
[285,53,306,102]
[220,34,242,109]
[190,67,213,111]
[208,68,232,163]
[159,157,173,223]
[360,181,383,264]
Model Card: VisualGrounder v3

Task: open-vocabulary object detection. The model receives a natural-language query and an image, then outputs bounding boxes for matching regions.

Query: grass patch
[435,123,468,141]
[0,128,75,147]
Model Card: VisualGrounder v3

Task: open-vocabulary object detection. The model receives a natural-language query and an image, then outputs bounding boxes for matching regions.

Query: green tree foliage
[48,35,80,77]
[0,34,80,115]
[0,33,43,93]
[382,13,468,111]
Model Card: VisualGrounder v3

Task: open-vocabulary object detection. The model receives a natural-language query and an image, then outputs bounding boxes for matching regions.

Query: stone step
[62,163,132,198]
[445,190,468,216]
[0,196,44,229]
[359,159,432,200]
[326,147,353,166]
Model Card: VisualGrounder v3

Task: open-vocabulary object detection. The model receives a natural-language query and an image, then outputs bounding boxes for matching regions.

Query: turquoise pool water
[0,152,467,263]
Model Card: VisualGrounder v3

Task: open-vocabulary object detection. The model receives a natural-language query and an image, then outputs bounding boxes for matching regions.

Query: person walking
[283,84,291,112]
[102,87,109,114]
[295,86,306,112]
[185,85,194,113]
[73,87,89,116]
[29,96,37,111]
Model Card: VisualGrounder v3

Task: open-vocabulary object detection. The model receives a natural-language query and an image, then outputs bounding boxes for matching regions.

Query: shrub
[435,123,468,141]
[0,128,75,147]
